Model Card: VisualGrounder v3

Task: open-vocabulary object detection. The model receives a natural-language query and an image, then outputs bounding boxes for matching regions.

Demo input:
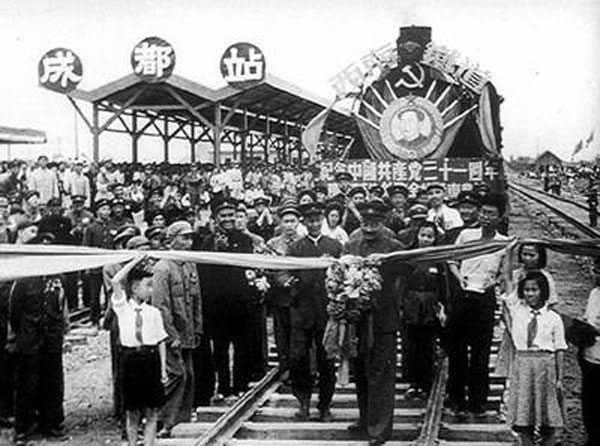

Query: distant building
[535,150,563,172]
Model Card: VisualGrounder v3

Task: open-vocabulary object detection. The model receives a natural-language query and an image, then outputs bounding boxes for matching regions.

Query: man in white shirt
[426,183,463,233]
[446,193,508,417]
[28,156,59,205]
[65,161,91,207]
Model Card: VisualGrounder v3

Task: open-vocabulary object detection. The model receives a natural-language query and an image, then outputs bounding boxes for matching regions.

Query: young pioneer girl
[503,271,567,446]
[513,243,558,306]
[496,242,559,378]
[111,255,168,446]
[399,221,451,398]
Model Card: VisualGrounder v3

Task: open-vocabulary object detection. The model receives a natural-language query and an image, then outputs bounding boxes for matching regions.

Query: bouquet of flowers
[245,269,271,295]
[322,255,382,385]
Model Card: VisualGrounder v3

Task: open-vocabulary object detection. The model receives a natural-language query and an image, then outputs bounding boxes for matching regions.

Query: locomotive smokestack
[397,26,432,63]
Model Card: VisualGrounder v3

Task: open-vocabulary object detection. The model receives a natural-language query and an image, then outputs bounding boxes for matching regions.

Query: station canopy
[0,125,47,144]
[68,72,359,165]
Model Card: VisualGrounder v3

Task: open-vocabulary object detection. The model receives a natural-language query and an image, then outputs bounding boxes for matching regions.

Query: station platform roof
[0,125,47,144]
[68,72,358,140]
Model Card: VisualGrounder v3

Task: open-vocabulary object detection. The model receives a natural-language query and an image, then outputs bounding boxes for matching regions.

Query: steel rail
[194,366,282,446]
[509,183,600,238]
[68,307,91,324]
[415,357,449,445]
[512,181,588,212]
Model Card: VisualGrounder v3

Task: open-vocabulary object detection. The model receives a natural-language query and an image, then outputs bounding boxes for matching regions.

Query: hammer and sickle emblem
[395,64,425,89]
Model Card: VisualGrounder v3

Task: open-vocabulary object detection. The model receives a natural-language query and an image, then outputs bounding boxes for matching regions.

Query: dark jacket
[343,231,403,333]
[9,276,65,355]
[38,214,75,245]
[288,235,342,328]
[82,218,120,249]
[398,261,450,326]
[197,229,255,332]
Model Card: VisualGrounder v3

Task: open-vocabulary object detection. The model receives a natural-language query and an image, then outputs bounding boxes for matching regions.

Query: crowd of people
[0,155,598,446]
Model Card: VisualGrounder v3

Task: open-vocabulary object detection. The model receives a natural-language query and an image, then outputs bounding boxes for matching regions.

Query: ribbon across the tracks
[0,237,599,281]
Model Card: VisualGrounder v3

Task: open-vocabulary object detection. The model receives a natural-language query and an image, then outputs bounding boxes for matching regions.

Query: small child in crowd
[110,255,168,446]
[503,271,567,446]
[399,221,450,398]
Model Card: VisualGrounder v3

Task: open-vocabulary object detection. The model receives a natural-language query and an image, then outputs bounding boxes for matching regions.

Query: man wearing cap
[235,202,268,380]
[446,193,508,417]
[198,197,255,400]
[396,203,428,248]
[331,171,353,204]
[342,186,367,235]
[248,196,275,242]
[152,221,203,437]
[287,202,342,421]
[82,198,121,327]
[23,190,42,223]
[343,200,403,446]
[265,204,303,379]
[110,198,133,228]
[10,233,67,445]
[444,191,481,244]
[66,195,94,245]
[145,225,165,250]
[426,184,463,232]
[384,185,409,234]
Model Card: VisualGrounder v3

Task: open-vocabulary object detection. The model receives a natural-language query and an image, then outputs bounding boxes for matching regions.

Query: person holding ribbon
[502,271,567,446]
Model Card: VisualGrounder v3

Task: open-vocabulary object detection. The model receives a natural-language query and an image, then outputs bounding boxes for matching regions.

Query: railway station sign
[38,48,83,93]
[131,36,176,82]
[320,157,503,197]
[220,42,266,88]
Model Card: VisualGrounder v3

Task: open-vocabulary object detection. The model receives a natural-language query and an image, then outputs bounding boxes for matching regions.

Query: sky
[0,0,598,162]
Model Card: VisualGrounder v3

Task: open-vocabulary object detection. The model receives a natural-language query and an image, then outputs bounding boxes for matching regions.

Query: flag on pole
[572,139,584,157]
[301,97,341,162]
[585,130,595,147]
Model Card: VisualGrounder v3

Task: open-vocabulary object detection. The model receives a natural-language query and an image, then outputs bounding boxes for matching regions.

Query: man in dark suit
[82,198,120,327]
[197,197,255,399]
[10,237,67,445]
[344,199,404,446]
[287,202,342,421]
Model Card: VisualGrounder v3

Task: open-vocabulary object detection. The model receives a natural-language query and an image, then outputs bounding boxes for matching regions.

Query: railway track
[509,182,600,238]
[158,315,514,446]
[511,181,589,212]
[68,306,91,325]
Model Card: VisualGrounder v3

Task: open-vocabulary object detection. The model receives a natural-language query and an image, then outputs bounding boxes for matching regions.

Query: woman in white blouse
[321,201,348,244]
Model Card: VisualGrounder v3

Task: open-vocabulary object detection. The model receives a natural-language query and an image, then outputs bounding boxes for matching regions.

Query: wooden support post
[92,103,100,163]
[284,122,290,163]
[163,118,169,162]
[190,124,196,163]
[241,109,248,171]
[264,115,270,162]
[298,124,304,167]
[214,103,222,166]
[131,112,139,163]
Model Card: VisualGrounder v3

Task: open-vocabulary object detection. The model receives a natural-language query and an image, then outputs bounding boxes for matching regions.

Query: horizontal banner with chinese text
[320,157,504,196]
